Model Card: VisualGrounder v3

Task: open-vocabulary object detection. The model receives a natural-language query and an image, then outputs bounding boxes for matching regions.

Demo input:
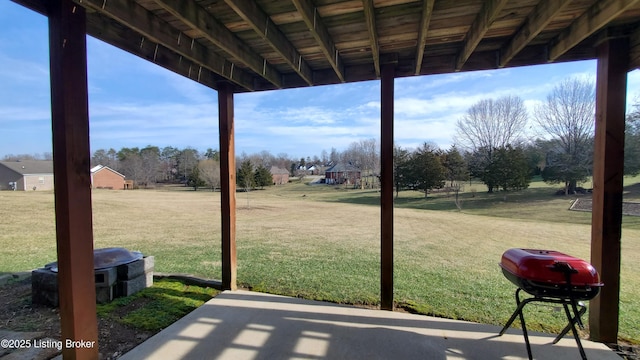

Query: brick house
[325,163,361,185]
[91,165,126,190]
[270,166,289,185]
[0,160,54,191]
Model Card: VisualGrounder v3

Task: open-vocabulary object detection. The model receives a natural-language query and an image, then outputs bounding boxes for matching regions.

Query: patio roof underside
[15,0,640,93]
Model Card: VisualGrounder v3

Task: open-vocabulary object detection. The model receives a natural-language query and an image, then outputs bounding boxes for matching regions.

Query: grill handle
[548,261,578,274]
[549,261,585,329]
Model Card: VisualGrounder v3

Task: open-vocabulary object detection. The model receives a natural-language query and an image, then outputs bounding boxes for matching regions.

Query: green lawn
[1,176,639,343]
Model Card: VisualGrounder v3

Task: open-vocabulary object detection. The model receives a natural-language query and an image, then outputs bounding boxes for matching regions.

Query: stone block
[94,267,117,288]
[116,271,153,297]
[31,269,59,307]
[95,285,115,304]
[31,268,57,291]
[117,256,154,280]
[31,287,58,307]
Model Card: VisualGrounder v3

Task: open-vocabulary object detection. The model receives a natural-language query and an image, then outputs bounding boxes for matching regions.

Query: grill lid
[45,247,143,272]
[500,248,602,287]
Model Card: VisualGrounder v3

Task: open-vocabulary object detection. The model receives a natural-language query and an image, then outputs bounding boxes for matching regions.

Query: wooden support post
[590,37,628,344]
[380,63,395,310]
[218,82,237,291]
[48,1,99,358]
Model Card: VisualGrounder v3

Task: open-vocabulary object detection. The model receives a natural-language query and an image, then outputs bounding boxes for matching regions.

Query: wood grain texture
[48,2,99,358]
[380,63,395,311]
[455,0,509,70]
[499,0,570,67]
[590,38,628,344]
[218,82,237,291]
[154,0,282,87]
[549,0,640,61]
[363,0,381,77]
[292,0,345,81]
[225,0,314,85]
[76,0,255,90]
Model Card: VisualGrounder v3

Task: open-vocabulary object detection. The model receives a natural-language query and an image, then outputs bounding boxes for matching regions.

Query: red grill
[500,248,603,300]
[498,248,603,360]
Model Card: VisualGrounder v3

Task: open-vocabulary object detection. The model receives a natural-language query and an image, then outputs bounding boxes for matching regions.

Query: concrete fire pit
[32,248,154,306]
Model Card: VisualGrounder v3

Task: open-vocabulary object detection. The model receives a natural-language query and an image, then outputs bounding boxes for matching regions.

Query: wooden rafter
[414,0,435,75]
[87,12,229,90]
[362,0,380,77]
[455,0,509,71]
[630,26,640,70]
[75,0,254,90]
[548,0,640,61]
[291,0,345,82]
[499,0,571,67]
[224,0,313,85]
[154,0,282,88]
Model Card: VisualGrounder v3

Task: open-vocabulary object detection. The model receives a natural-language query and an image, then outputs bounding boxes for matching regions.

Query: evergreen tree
[442,146,468,186]
[254,165,273,188]
[237,160,255,191]
[407,143,446,198]
[393,146,411,198]
[187,166,206,191]
[482,146,531,191]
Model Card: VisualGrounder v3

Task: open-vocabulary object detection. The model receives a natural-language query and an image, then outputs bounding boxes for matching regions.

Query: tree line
[5,77,640,195]
[86,139,380,191]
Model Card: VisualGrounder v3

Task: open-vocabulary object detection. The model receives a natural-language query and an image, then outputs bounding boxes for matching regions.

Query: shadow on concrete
[120,290,619,360]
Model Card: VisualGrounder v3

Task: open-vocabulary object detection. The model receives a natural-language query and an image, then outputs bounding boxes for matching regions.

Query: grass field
[1,176,639,343]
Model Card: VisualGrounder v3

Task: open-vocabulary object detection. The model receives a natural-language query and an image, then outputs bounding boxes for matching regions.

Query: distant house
[325,163,361,185]
[91,165,126,190]
[270,166,289,185]
[0,160,54,191]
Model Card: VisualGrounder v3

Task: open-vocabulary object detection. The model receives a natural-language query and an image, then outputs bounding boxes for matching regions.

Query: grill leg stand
[500,289,526,334]
[562,303,588,360]
[499,289,533,360]
[553,303,587,343]
[519,306,533,360]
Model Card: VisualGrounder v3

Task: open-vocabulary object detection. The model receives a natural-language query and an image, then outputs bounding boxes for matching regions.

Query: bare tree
[138,146,161,187]
[342,139,379,189]
[198,158,220,191]
[455,95,529,151]
[533,77,595,194]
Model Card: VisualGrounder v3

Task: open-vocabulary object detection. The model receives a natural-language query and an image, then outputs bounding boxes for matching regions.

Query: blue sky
[1,1,639,160]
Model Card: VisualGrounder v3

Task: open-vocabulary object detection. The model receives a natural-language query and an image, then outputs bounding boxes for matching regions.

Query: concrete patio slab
[120,290,619,360]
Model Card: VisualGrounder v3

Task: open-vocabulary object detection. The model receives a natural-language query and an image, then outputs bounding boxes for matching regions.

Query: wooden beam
[380,62,395,310]
[629,26,640,70]
[455,0,509,71]
[292,0,345,82]
[75,0,255,91]
[218,82,237,291]
[414,0,434,75]
[154,0,282,88]
[590,37,628,344]
[362,0,380,77]
[548,0,639,61]
[48,1,99,358]
[499,0,570,67]
[224,0,313,86]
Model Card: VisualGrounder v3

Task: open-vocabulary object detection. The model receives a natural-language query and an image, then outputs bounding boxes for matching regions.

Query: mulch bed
[0,276,154,359]
[570,199,640,216]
